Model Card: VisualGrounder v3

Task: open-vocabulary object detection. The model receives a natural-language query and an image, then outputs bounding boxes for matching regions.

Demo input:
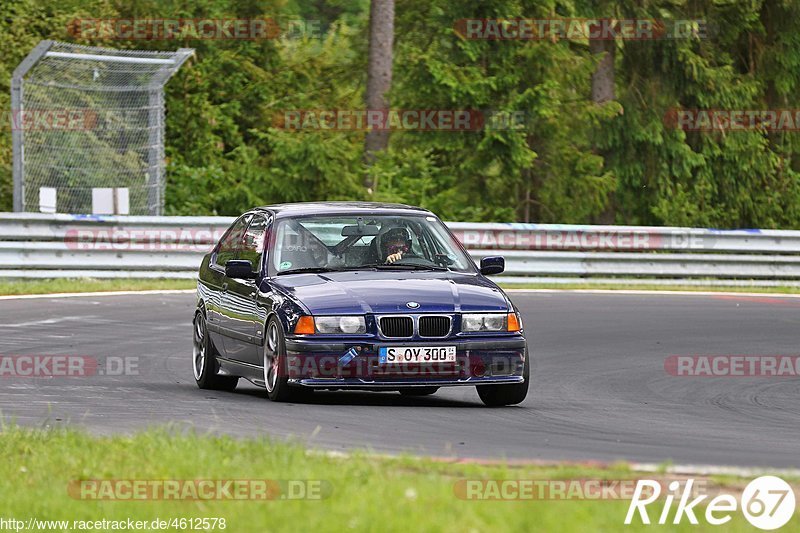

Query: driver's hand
[386,252,403,264]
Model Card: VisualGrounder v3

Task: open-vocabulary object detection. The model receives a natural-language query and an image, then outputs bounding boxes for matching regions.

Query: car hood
[270,271,509,315]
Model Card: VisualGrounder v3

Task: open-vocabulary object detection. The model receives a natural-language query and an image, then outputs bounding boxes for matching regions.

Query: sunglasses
[388,244,409,254]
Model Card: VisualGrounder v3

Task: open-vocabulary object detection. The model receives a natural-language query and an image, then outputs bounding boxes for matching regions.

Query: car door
[208,214,251,358]
[220,214,271,366]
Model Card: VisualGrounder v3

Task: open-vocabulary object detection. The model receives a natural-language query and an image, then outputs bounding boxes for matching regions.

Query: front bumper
[283,335,527,388]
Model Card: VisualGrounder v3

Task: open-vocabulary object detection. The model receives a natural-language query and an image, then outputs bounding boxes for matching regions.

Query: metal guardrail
[2,213,800,285]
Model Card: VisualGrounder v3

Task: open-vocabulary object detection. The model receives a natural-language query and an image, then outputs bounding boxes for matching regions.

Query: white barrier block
[38,187,57,214]
[92,187,129,215]
[116,188,130,215]
[92,188,114,215]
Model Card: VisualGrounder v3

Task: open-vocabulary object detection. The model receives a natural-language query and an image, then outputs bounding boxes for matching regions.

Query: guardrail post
[11,40,54,212]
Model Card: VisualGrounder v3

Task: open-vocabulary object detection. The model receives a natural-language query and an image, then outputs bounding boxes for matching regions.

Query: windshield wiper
[277,264,450,275]
[363,263,449,271]
[276,267,339,276]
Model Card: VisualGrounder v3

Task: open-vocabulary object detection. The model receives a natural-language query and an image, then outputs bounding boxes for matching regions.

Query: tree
[589,22,617,223]
[363,0,394,192]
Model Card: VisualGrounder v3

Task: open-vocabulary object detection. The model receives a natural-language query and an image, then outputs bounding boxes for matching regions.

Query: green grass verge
[2,278,799,297]
[0,278,195,296]
[0,427,783,532]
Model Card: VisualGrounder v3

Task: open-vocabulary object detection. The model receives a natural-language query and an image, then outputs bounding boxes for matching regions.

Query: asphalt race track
[1,291,799,468]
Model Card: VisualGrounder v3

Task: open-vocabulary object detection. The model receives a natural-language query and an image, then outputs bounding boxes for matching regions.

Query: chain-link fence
[11,41,193,215]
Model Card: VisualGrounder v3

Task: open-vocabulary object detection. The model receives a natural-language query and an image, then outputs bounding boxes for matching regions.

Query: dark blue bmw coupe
[193,202,529,406]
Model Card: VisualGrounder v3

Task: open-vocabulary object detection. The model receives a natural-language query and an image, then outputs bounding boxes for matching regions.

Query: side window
[213,214,252,268]
[239,215,270,272]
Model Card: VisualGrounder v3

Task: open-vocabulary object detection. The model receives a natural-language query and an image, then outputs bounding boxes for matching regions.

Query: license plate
[378,346,456,364]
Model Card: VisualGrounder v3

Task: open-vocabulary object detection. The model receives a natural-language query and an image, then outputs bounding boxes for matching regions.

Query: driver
[380,226,413,264]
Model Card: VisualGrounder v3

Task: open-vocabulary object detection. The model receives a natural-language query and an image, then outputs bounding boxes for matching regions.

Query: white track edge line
[308,449,800,477]
[507,288,800,298]
[0,289,196,300]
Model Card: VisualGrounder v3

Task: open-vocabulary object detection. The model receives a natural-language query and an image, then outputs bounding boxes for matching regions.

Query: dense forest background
[2,0,800,227]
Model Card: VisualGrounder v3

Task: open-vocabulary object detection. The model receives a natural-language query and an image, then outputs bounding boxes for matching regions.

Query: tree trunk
[590,37,616,223]
[363,0,395,192]
[590,38,615,103]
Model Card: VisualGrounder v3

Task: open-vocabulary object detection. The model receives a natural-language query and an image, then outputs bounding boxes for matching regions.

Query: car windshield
[270,214,476,275]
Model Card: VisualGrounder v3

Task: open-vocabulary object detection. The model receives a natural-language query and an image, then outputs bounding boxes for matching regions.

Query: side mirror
[480,256,505,275]
[225,259,256,279]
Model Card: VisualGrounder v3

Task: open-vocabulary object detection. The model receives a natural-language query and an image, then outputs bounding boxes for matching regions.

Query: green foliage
[1,0,800,227]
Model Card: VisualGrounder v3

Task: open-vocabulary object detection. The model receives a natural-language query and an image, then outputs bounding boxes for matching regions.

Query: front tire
[476,353,529,407]
[193,311,238,392]
[263,318,307,402]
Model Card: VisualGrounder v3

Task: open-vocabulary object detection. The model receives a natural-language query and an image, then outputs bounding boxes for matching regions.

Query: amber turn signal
[507,313,521,332]
[294,316,316,334]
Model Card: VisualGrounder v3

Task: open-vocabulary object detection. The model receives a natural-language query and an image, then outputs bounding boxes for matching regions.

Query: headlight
[461,313,521,332]
[461,313,507,332]
[315,316,366,334]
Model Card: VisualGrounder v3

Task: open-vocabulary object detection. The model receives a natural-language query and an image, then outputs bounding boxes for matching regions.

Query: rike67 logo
[625,476,796,530]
